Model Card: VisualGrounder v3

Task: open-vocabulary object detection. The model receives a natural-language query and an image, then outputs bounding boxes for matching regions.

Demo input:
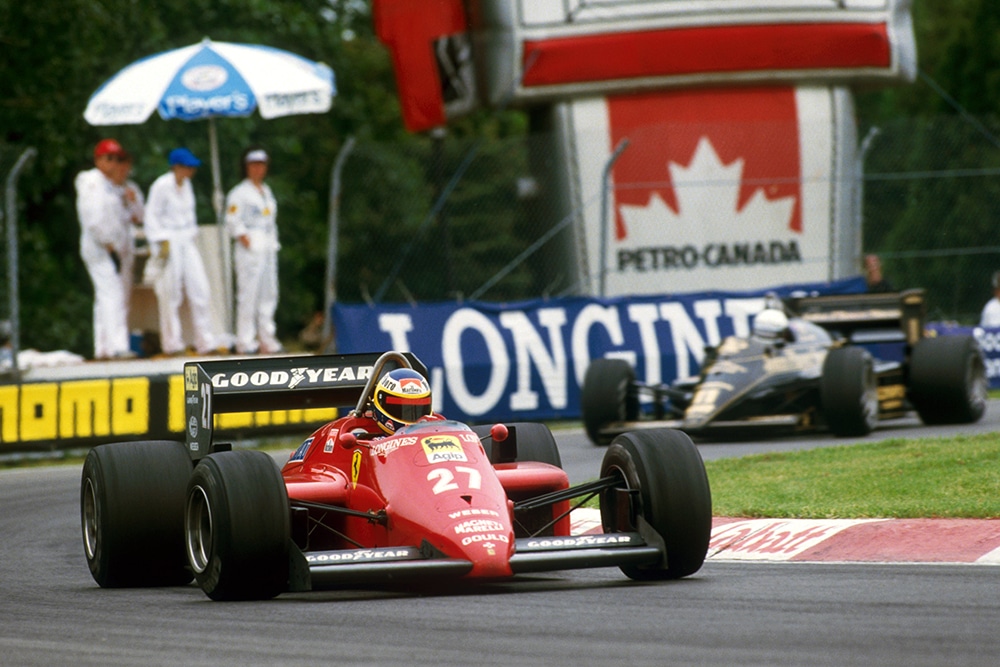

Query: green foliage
[2,0,999,354]
[856,0,1000,321]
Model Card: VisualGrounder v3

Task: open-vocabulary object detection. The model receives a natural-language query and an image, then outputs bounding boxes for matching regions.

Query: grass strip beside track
[706,433,1000,519]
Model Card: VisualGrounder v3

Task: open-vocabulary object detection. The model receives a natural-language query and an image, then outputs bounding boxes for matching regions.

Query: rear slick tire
[81,440,194,588]
[909,335,987,425]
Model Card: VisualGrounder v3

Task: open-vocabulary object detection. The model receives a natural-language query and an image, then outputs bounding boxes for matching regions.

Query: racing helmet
[372,368,433,434]
[753,308,790,340]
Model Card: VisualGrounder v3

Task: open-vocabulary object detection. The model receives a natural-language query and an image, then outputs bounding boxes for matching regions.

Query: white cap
[245,149,268,163]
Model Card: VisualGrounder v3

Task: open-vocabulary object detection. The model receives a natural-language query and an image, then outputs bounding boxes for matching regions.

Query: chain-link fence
[332,113,1000,326]
[862,115,1000,324]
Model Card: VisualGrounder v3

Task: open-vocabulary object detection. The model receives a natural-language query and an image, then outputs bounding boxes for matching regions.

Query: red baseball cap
[94,139,124,158]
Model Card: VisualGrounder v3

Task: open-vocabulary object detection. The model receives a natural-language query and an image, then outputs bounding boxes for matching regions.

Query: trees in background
[1,1,998,356]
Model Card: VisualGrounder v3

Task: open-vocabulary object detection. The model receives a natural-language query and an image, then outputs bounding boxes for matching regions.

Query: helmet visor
[377,391,432,423]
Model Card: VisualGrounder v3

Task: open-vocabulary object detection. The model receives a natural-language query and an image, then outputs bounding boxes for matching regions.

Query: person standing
[863,254,894,293]
[110,150,144,329]
[75,138,134,360]
[980,271,1000,328]
[143,147,217,356]
[225,147,282,354]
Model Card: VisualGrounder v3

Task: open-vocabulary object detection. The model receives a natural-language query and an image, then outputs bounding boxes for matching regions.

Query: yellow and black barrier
[0,372,336,452]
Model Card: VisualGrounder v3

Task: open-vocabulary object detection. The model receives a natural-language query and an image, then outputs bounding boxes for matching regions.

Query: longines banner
[335,278,868,424]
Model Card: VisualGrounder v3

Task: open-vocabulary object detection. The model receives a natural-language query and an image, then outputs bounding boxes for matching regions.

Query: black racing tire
[909,335,987,425]
[582,358,639,446]
[473,422,562,467]
[185,450,290,601]
[599,428,712,580]
[820,347,879,437]
[81,440,194,588]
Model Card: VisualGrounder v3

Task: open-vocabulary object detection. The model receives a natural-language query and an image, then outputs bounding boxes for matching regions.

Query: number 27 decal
[427,467,482,495]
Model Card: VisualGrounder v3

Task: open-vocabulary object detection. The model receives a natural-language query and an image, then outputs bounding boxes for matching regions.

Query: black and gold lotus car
[581,290,986,444]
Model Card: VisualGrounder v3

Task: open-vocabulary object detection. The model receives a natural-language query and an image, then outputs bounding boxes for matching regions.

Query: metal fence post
[324,136,356,350]
[5,147,37,377]
[599,139,629,298]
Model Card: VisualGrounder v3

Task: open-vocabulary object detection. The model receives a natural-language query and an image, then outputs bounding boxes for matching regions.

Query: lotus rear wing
[785,288,927,346]
[183,352,427,459]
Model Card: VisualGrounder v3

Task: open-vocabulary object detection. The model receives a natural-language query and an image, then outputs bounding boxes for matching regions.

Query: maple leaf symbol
[617,136,797,247]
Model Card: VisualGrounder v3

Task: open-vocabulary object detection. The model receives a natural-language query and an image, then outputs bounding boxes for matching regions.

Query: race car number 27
[427,467,482,495]
[200,382,212,430]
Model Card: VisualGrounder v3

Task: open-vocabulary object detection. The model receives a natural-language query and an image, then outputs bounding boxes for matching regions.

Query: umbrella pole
[208,117,234,342]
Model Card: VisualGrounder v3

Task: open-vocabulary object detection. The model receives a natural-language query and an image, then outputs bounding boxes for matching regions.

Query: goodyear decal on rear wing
[183,352,428,460]
[209,364,373,390]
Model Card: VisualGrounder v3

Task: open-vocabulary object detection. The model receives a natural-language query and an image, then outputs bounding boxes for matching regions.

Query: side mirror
[490,423,509,443]
[338,432,358,449]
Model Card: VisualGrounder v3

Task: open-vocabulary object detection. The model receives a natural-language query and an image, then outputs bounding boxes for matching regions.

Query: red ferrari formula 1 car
[81,351,712,601]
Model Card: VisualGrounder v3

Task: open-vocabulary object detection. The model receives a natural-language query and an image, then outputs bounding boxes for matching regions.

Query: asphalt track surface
[2,404,999,666]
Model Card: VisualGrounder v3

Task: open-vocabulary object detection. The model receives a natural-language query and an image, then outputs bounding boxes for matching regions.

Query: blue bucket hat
[168,147,201,168]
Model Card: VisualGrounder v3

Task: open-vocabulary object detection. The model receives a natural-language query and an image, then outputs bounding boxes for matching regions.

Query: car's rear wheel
[909,335,987,424]
[599,428,712,580]
[820,347,878,437]
[185,450,290,601]
[81,440,193,588]
[582,358,639,446]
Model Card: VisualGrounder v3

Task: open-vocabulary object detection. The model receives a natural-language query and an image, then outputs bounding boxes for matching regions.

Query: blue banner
[334,278,868,423]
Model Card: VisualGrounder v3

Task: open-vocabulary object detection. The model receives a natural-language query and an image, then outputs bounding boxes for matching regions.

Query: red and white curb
[571,509,1000,564]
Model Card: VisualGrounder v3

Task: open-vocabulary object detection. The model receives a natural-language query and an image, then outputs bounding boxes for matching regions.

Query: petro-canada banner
[334,278,867,424]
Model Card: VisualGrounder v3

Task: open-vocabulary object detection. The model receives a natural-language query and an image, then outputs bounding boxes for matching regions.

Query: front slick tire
[185,450,290,601]
[581,358,638,446]
[81,441,193,588]
[599,428,712,580]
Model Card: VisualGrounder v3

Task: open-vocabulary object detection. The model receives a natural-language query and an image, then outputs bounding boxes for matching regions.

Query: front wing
[287,532,662,591]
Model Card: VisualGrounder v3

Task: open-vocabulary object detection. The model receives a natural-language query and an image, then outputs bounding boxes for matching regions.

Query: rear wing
[183,352,427,459]
[785,289,927,346]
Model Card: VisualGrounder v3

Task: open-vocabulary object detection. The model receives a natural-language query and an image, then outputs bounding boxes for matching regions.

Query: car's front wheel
[599,428,712,580]
[185,450,290,601]
[820,347,879,437]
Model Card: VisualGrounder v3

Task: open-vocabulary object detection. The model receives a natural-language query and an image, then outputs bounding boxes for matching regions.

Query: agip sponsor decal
[421,435,467,463]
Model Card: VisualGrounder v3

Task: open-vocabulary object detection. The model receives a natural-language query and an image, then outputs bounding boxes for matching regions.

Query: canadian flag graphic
[572,86,841,296]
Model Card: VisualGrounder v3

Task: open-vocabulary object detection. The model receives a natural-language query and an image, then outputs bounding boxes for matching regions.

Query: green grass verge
[706,432,1000,519]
